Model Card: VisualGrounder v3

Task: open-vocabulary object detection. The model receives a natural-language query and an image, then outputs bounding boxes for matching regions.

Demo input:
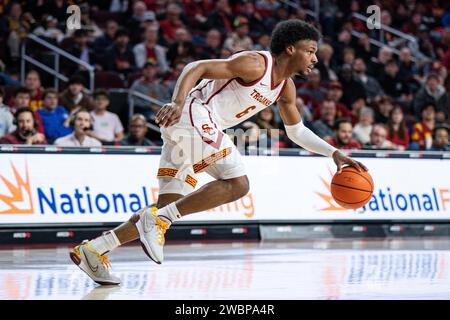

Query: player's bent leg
[176,175,250,215]
[136,175,250,264]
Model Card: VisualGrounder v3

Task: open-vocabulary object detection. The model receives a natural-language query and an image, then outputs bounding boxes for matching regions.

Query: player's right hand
[155,102,182,128]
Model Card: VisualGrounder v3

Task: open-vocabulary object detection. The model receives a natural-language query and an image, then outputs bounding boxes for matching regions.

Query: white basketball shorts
[157,97,246,195]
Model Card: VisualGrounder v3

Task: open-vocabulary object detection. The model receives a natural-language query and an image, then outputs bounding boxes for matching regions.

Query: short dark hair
[0,87,4,97]
[115,28,129,39]
[93,89,109,99]
[334,117,352,131]
[42,88,58,99]
[15,107,35,121]
[14,87,31,97]
[68,75,85,86]
[270,19,320,55]
[433,124,449,138]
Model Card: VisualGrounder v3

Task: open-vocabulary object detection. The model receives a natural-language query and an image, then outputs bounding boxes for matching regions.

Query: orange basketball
[330,166,374,209]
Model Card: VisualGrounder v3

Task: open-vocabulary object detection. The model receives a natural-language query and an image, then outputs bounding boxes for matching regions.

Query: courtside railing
[21,34,95,92]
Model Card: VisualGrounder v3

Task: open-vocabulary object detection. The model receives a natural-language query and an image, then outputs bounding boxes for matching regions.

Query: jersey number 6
[235,106,256,119]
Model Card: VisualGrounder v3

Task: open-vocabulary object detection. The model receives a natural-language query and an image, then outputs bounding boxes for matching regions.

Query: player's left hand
[332,150,368,174]
[155,102,182,128]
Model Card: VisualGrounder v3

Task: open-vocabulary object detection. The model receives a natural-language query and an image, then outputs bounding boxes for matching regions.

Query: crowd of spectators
[0,0,448,151]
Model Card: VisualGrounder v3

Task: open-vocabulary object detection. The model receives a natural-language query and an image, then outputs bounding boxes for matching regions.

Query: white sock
[158,202,181,226]
[89,230,121,255]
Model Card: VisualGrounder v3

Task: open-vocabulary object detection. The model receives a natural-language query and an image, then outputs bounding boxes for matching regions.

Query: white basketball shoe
[132,205,169,264]
[70,240,120,285]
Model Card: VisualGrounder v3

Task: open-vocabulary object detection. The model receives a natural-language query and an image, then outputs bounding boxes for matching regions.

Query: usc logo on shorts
[201,124,216,135]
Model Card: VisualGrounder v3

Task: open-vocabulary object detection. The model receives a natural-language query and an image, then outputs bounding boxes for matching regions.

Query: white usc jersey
[187,50,288,129]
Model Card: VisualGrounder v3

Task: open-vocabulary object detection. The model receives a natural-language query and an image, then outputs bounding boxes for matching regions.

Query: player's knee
[228,175,250,202]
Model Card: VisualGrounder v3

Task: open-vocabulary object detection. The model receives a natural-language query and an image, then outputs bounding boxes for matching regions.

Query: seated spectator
[159,3,186,45]
[74,3,103,40]
[325,118,361,150]
[375,96,394,124]
[297,68,326,102]
[353,58,384,102]
[353,107,374,145]
[241,1,267,39]
[253,33,270,51]
[205,0,233,35]
[342,47,356,67]
[255,107,284,147]
[166,28,196,66]
[130,61,171,120]
[55,109,101,147]
[59,76,95,112]
[353,33,373,63]
[398,47,420,90]
[315,43,338,83]
[197,29,222,60]
[119,114,155,146]
[348,95,369,125]
[93,20,119,57]
[0,88,14,138]
[33,14,64,43]
[413,73,449,122]
[312,99,336,139]
[295,97,313,129]
[0,107,47,145]
[323,81,351,119]
[126,1,149,45]
[3,2,37,64]
[67,29,96,73]
[104,28,136,77]
[133,25,169,73]
[164,61,186,96]
[37,89,72,144]
[378,59,408,98]
[410,103,436,150]
[10,87,44,134]
[430,125,449,151]
[368,46,393,79]
[223,16,253,52]
[89,89,124,144]
[386,105,410,150]
[24,70,44,112]
[338,64,367,108]
[362,124,394,150]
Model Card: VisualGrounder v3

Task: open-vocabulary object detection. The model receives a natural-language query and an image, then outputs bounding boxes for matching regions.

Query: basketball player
[70,19,368,285]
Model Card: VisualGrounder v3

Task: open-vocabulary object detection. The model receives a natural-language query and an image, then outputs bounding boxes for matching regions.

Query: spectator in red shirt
[24,70,43,112]
[0,107,47,145]
[325,118,361,150]
[386,105,409,150]
[410,103,436,150]
[8,70,43,111]
[323,81,351,119]
[159,3,185,45]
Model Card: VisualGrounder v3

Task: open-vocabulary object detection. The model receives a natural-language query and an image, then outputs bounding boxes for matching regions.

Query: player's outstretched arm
[277,78,367,173]
[155,52,265,127]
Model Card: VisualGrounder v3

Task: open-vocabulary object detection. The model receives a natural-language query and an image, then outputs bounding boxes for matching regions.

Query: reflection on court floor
[0,239,450,299]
